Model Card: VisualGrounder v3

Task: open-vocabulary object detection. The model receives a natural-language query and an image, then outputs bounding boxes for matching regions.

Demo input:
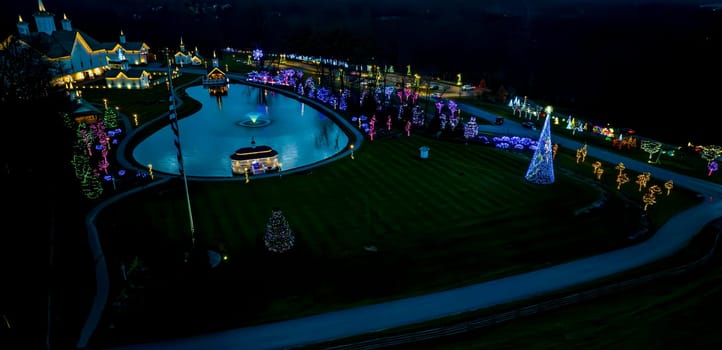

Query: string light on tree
[524,113,555,184]
[664,180,674,195]
[641,140,662,163]
[615,162,626,176]
[636,172,651,191]
[642,192,657,212]
[595,167,605,180]
[616,172,629,190]
[708,161,719,177]
[264,208,295,253]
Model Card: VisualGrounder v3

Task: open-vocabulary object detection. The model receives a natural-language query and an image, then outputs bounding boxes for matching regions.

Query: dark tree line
[1,34,89,350]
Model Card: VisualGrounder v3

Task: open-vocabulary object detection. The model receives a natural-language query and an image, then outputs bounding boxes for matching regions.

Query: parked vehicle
[461,84,475,91]
[521,121,537,130]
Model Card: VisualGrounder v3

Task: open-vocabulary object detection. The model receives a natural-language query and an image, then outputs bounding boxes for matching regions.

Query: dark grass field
[75,74,706,347]
[91,127,702,346]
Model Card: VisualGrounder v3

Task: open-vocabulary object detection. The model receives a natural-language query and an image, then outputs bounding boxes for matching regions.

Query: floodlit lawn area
[94,127,702,346]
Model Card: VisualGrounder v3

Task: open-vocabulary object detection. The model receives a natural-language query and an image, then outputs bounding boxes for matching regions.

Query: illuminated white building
[173,37,203,66]
[9,0,151,88]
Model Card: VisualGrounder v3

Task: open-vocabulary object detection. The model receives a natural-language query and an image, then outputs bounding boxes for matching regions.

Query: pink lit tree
[709,161,719,177]
[77,125,93,156]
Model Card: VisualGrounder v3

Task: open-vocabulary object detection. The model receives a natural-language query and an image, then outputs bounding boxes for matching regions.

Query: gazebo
[229,145,279,176]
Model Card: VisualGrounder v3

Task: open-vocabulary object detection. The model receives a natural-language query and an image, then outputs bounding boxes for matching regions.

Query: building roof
[18,29,104,58]
[229,145,278,161]
[105,68,149,79]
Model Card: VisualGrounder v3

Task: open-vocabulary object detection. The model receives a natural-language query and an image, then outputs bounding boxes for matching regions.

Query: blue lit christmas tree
[264,208,295,253]
[524,114,555,184]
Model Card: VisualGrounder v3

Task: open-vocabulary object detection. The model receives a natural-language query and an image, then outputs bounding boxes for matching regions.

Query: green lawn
[85,77,704,348]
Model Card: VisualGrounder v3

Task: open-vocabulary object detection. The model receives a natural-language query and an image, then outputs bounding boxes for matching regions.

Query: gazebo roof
[229,145,278,161]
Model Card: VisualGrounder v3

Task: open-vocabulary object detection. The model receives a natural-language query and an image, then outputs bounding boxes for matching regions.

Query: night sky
[2,0,721,145]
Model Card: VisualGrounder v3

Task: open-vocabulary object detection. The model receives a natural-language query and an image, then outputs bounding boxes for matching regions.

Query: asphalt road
[103,91,722,350]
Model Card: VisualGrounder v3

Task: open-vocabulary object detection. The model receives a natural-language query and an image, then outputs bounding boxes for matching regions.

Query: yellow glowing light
[616,172,629,190]
[664,180,674,195]
[636,172,651,191]
[615,162,626,175]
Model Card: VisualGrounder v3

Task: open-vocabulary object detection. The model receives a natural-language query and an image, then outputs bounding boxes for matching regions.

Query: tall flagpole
[167,61,196,247]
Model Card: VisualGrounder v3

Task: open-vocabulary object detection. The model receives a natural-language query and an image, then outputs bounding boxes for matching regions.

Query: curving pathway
[85,73,722,350]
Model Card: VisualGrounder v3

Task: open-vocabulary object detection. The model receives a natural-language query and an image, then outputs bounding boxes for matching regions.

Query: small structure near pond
[230,142,279,176]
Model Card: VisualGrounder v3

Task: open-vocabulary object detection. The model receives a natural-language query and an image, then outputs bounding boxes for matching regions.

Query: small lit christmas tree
[264,208,295,253]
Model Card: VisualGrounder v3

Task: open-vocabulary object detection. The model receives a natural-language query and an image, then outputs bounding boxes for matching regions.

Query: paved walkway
[97,84,721,350]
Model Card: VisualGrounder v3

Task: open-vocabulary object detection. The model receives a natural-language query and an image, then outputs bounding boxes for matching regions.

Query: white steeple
[34,0,57,35]
[17,15,30,36]
[119,29,126,44]
[61,13,72,31]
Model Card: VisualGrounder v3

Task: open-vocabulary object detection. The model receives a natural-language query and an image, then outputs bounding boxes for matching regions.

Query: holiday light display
[80,168,103,200]
[701,145,722,165]
[636,172,651,191]
[641,140,663,163]
[709,161,719,177]
[649,184,662,197]
[252,49,263,61]
[463,117,479,141]
[664,180,674,195]
[405,120,411,137]
[592,161,602,175]
[103,103,119,128]
[616,172,629,190]
[642,192,656,212]
[595,167,605,180]
[264,208,295,253]
[524,114,555,184]
[615,162,626,175]
[411,106,425,126]
[552,143,559,159]
[576,144,588,164]
[642,183,664,212]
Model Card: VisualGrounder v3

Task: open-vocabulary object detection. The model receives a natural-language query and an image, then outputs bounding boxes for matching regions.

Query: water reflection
[133,84,350,177]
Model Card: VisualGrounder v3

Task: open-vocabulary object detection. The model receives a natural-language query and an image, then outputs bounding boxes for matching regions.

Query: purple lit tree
[464,117,478,142]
